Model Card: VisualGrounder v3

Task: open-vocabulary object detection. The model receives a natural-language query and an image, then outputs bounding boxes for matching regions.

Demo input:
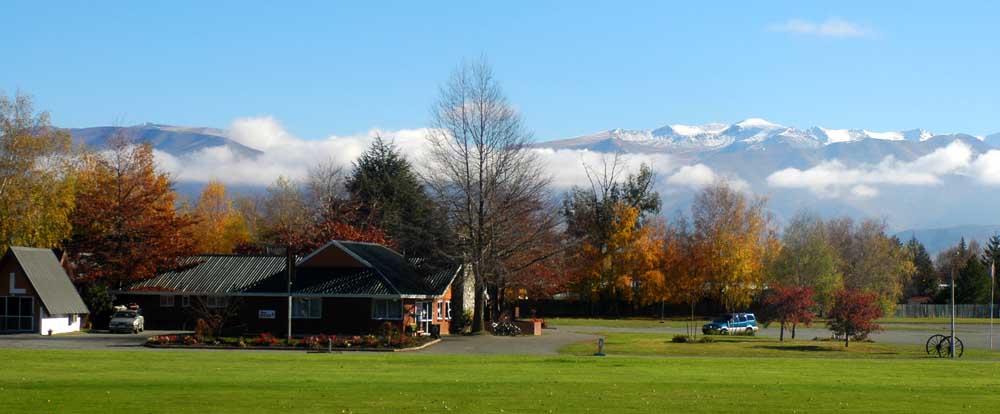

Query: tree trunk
[471,281,486,333]
[779,322,785,342]
[791,324,796,339]
[844,332,849,348]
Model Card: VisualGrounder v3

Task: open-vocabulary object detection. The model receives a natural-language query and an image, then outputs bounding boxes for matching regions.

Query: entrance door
[1,296,34,332]
[416,301,432,333]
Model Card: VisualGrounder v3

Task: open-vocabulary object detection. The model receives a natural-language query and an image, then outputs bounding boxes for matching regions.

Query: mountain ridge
[543,118,999,153]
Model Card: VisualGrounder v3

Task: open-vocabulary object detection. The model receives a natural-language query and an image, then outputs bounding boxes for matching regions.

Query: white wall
[40,314,81,335]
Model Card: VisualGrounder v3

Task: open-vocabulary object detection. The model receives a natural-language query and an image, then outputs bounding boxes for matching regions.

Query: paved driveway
[0,330,182,350]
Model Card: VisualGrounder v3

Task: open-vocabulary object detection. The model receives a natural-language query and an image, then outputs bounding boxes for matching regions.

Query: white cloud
[153,116,756,196]
[765,141,991,198]
[970,150,1000,185]
[154,116,432,186]
[850,184,878,199]
[769,18,871,39]
[530,148,676,189]
[667,164,750,192]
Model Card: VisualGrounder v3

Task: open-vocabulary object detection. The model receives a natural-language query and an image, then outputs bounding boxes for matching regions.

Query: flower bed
[145,331,435,351]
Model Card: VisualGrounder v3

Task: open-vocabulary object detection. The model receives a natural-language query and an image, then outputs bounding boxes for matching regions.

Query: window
[159,295,175,307]
[9,273,26,294]
[445,301,452,320]
[1,296,33,331]
[371,299,403,320]
[436,301,443,320]
[205,296,225,309]
[181,296,191,308]
[68,314,77,326]
[292,297,322,319]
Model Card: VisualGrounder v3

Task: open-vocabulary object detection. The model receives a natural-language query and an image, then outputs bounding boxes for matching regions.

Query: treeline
[3,60,998,334]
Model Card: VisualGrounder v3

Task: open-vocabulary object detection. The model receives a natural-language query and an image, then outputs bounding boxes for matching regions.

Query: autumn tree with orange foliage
[190,181,251,254]
[659,216,708,335]
[66,134,196,287]
[563,156,661,315]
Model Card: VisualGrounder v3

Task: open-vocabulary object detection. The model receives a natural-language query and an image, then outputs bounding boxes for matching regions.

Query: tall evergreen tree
[347,135,450,258]
[983,233,1000,269]
[956,255,990,304]
[904,236,937,298]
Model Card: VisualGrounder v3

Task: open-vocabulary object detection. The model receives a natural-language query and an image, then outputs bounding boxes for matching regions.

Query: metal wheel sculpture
[930,335,964,358]
[925,334,946,355]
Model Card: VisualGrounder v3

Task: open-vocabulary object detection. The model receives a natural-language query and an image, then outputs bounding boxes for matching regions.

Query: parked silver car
[109,310,145,334]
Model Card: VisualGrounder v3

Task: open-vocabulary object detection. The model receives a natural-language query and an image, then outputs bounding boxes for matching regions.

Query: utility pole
[991,261,995,352]
[286,246,294,343]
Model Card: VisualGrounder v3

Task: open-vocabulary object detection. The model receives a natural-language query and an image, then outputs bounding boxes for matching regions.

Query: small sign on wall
[258,310,276,319]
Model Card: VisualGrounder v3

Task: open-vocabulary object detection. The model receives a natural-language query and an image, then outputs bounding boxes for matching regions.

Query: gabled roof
[124,241,460,298]
[128,255,288,294]
[5,247,89,315]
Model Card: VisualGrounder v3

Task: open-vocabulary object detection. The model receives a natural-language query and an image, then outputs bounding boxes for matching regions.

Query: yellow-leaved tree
[0,93,76,253]
[692,181,778,311]
[191,181,251,254]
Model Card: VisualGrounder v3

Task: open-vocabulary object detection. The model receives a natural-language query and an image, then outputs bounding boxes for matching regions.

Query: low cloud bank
[766,141,1000,198]
[156,116,742,192]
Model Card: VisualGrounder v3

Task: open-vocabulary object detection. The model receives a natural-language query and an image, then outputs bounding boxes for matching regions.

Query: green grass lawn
[3,349,1000,413]
[559,333,1000,360]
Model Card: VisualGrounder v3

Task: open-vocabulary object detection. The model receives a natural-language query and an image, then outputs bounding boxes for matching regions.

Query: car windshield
[113,312,137,318]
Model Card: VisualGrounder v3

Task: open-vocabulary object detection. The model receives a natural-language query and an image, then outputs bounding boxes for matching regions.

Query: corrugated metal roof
[245,267,395,296]
[124,242,460,298]
[128,255,287,294]
[335,241,436,295]
[6,247,89,315]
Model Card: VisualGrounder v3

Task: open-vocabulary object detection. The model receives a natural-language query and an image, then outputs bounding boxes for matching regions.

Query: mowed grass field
[4,349,1000,413]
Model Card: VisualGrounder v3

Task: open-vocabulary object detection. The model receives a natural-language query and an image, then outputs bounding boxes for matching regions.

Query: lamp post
[951,268,956,359]
[940,269,956,359]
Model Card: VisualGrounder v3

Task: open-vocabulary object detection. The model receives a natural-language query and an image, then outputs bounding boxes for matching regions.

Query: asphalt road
[416,328,595,355]
[2,323,997,354]
[0,330,179,350]
[560,322,1000,350]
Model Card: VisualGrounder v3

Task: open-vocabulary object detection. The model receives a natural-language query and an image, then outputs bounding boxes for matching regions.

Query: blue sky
[3,1,999,141]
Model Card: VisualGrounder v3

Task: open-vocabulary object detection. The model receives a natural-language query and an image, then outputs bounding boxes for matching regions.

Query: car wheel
[720,329,728,335]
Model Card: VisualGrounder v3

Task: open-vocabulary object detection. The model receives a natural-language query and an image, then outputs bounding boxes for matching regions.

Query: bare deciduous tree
[426,58,558,333]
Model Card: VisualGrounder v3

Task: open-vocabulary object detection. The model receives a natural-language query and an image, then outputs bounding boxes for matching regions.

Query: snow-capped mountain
[542,118,994,153]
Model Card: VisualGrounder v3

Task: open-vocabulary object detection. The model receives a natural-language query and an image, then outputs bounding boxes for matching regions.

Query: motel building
[115,240,467,336]
[0,247,90,335]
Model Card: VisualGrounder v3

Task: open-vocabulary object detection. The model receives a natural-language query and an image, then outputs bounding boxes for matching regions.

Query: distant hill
[895,225,1000,256]
[68,123,262,157]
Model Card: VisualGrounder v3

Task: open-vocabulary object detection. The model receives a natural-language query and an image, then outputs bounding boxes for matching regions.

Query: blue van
[702,313,758,335]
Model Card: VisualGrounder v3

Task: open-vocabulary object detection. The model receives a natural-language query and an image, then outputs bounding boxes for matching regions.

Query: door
[416,301,432,333]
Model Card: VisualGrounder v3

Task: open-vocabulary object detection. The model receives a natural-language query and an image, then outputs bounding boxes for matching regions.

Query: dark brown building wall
[1,252,44,332]
[116,294,410,335]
